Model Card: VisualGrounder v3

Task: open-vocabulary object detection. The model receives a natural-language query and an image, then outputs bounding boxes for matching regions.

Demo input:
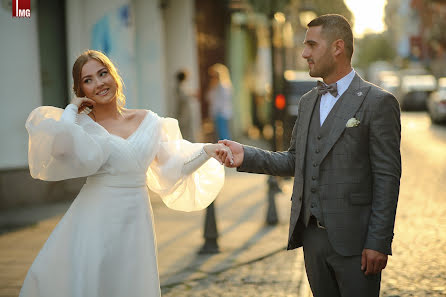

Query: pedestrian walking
[175,69,201,142]
[219,14,401,297]
[206,63,233,140]
[20,50,232,297]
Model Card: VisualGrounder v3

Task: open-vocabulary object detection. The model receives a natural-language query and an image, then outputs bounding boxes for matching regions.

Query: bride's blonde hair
[209,63,232,88]
[72,50,126,109]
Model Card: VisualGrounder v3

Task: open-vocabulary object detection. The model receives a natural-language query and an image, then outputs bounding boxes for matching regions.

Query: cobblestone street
[162,249,310,297]
[379,113,446,297]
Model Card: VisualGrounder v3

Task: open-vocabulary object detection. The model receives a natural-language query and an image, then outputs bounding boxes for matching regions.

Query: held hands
[217,140,244,168]
[204,143,234,166]
[214,141,388,277]
[361,249,388,275]
[70,97,96,114]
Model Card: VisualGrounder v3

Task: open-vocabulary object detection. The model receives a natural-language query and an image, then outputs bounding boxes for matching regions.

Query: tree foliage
[355,33,396,68]
[247,0,353,24]
[304,0,353,24]
[247,0,290,15]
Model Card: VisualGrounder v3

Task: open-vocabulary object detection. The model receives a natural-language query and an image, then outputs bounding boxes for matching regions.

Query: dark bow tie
[317,81,338,97]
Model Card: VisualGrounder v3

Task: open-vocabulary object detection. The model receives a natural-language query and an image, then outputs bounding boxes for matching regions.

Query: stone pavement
[162,248,311,297]
[153,169,303,290]
[377,114,446,297]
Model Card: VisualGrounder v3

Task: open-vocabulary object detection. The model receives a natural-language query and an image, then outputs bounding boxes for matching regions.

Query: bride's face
[80,59,118,105]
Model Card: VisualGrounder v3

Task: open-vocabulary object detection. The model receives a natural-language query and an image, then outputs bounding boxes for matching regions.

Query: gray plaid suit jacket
[238,74,401,256]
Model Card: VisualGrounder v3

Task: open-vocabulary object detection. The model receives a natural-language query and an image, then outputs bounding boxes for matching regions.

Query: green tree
[246,0,353,23]
[355,33,396,69]
[303,0,353,23]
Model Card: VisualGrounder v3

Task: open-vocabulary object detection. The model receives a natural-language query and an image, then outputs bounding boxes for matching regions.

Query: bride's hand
[204,143,234,165]
[70,97,96,114]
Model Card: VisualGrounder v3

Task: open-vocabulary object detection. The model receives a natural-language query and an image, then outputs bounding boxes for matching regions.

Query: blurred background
[1,1,446,296]
[1,0,445,209]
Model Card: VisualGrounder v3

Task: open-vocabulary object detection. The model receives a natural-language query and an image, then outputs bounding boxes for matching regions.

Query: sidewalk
[155,169,305,288]
[0,138,311,297]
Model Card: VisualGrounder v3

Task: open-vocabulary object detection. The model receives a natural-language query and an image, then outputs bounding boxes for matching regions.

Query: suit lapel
[296,88,319,171]
[318,74,370,164]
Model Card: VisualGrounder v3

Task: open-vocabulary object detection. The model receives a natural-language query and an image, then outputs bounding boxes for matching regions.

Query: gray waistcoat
[301,95,343,226]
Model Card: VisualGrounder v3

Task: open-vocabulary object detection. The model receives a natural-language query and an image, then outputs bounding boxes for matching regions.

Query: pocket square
[346,117,360,128]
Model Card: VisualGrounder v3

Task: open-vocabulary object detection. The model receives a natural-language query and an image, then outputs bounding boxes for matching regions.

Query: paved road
[379,112,446,297]
[162,249,310,297]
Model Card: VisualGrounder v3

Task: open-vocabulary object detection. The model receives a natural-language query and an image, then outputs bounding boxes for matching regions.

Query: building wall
[0,4,42,169]
[0,0,200,209]
[163,0,200,117]
[134,0,167,114]
[0,4,75,210]
[229,13,257,139]
[66,0,140,108]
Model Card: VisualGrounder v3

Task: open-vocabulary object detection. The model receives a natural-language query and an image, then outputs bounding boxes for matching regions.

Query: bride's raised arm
[26,104,110,181]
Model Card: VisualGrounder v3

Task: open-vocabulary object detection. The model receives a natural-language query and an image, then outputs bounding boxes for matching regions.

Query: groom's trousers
[301,218,381,297]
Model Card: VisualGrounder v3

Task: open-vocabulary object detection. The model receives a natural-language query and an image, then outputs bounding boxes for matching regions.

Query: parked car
[427,77,446,124]
[280,70,317,145]
[398,74,436,110]
[368,61,395,85]
[377,71,399,96]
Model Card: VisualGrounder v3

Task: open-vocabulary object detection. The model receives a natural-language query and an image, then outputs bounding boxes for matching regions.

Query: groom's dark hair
[308,14,354,60]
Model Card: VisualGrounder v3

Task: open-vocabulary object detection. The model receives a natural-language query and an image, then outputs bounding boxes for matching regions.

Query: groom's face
[302,25,335,79]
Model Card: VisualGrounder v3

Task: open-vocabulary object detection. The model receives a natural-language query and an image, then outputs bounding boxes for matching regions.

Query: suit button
[312,176,316,180]
[313,162,318,167]
[311,203,316,208]
[311,188,316,193]
[317,135,321,140]
[315,149,320,153]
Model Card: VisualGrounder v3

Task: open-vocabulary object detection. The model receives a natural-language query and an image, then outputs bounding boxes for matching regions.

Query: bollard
[198,201,220,254]
[266,176,281,225]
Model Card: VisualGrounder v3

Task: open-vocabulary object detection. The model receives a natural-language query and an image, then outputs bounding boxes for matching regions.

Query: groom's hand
[218,140,244,168]
[204,144,233,165]
[361,248,388,275]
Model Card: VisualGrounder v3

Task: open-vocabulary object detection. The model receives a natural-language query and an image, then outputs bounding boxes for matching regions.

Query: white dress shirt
[320,69,356,126]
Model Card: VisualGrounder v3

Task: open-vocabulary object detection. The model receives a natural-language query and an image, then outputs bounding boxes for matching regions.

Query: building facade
[0,0,202,209]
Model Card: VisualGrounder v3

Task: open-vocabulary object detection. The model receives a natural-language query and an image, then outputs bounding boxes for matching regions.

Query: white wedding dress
[20,105,225,297]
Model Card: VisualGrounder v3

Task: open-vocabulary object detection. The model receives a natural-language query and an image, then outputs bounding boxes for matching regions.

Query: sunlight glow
[344,0,387,38]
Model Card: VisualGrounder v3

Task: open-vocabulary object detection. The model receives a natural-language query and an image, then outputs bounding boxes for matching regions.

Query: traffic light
[275,93,286,110]
[274,93,286,120]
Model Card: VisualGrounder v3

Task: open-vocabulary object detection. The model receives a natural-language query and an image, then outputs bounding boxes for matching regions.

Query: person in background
[206,63,233,140]
[175,69,201,142]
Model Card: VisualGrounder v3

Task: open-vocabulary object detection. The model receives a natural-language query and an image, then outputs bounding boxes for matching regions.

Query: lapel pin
[357,91,363,96]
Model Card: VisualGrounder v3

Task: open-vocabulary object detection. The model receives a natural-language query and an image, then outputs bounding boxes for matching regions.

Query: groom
[220,14,401,297]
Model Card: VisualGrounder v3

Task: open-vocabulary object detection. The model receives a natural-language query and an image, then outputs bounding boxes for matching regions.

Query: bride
[20,50,233,297]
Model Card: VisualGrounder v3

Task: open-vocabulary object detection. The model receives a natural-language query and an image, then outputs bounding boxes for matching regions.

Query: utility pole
[265,1,286,226]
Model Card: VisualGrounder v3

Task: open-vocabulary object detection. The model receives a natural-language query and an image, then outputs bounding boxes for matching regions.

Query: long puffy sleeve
[146,117,225,212]
[25,105,110,181]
